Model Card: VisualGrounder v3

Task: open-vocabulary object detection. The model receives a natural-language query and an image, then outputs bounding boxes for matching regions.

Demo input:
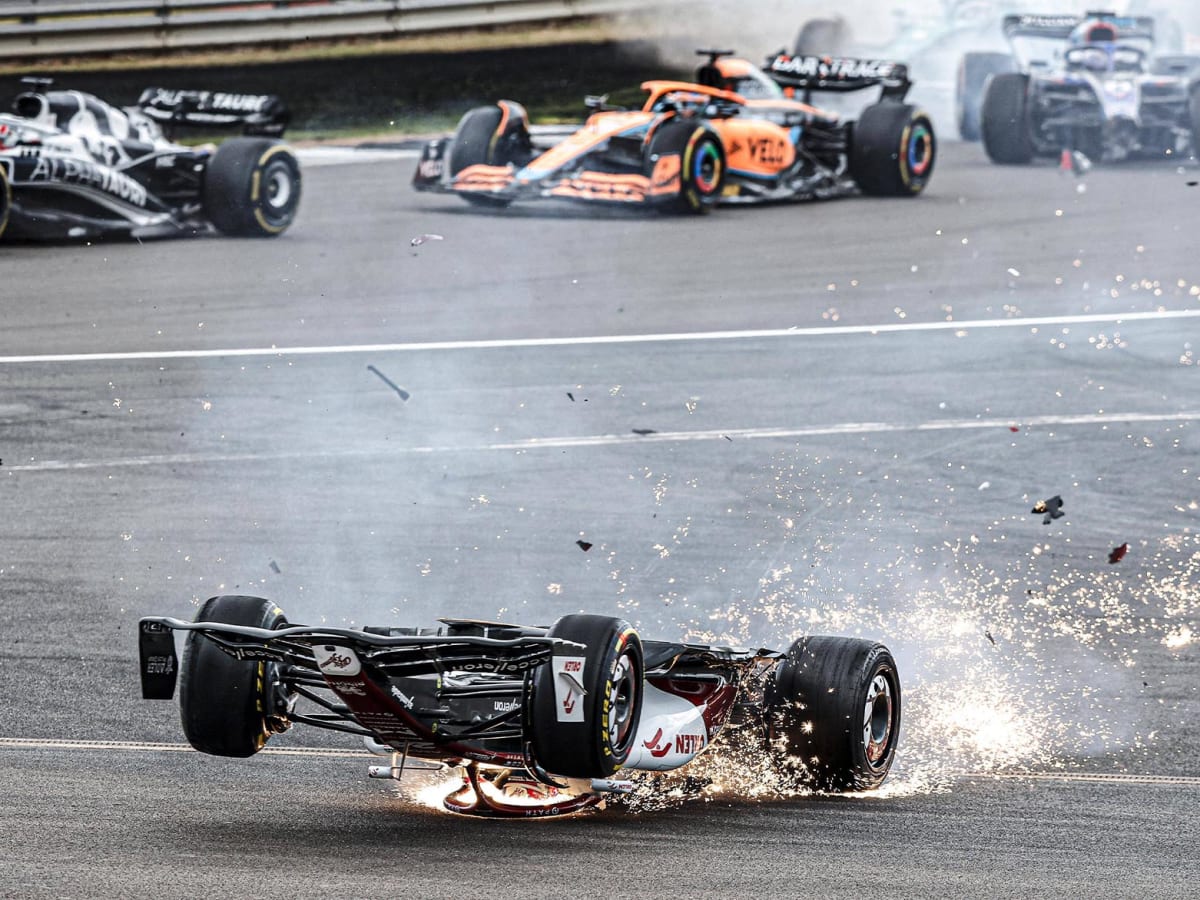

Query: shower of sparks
[601,449,1200,812]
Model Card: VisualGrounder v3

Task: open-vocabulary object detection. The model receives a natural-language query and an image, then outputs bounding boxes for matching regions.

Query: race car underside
[139,616,772,817]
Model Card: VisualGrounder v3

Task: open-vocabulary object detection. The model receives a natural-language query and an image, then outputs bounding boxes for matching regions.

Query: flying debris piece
[410,233,444,246]
[367,365,410,401]
[985,630,996,646]
[1031,495,1065,525]
[1059,149,1091,176]
[1187,181,1198,187]
[1009,426,1020,433]
[631,429,657,436]
[567,392,575,402]
[269,560,281,574]
[576,540,593,552]
[1108,543,1129,565]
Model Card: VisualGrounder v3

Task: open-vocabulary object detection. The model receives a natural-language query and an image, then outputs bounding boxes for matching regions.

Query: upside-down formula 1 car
[0,79,301,241]
[979,12,1200,164]
[139,596,902,818]
[411,50,935,214]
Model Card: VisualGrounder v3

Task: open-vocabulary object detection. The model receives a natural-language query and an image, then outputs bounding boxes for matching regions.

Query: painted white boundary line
[3,737,1198,786]
[6,410,1198,471]
[2,308,1198,366]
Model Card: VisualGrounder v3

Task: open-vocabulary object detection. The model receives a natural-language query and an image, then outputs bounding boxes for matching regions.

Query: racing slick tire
[203,138,301,236]
[530,614,644,778]
[0,164,10,241]
[848,102,935,197]
[645,120,726,215]
[765,635,901,792]
[956,52,1016,141]
[447,102,532,207]
[179,595,289,758]
[980,73,1035,165]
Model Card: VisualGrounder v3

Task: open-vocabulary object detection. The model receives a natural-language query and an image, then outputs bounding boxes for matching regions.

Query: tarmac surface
[1,141,1198,897]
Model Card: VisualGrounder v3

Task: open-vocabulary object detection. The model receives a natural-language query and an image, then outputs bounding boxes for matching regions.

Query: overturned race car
[412,50,935,214]
[139,596,902,818]
[0,79,301,241]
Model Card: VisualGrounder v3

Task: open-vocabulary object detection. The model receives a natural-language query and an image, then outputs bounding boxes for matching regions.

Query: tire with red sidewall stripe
[180,595,289,758]
[530,615,644,778]
[849,102,936,196]
[645,119,725,214]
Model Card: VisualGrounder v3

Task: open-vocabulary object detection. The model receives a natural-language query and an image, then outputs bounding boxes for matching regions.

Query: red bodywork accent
[648,675,739,740]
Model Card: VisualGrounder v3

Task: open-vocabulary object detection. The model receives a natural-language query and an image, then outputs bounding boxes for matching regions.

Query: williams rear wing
[1002,12,1156,41]
[135,88,289,137]
[764,53,911,101]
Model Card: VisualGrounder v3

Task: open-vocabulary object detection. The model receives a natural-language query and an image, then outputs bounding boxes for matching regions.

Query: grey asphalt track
[1,142,1198,898]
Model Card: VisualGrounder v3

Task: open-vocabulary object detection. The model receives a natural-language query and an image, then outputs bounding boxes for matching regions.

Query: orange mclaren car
[412,51,935,213]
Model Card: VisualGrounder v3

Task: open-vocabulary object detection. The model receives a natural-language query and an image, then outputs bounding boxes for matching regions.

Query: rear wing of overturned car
[135,88,290,137]
[764,53,911,102]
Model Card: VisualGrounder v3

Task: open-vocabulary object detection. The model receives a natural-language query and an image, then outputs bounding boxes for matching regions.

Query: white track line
[5,410,1198,472]
[3,737,1197,786]
[2,309,1198,366]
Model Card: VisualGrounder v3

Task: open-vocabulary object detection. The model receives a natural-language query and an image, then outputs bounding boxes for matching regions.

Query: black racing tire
[957,52,1016,141]
[447,102,531,208]
[849,102,935,197]
[203,138,301,236]
[448,105,504,177]
[765,635,901,792]
[179,595,288,758]
[981,73,1035,165]
[530,614,644,778]
[644,119,726,215]
[0,164,10,241]
[793,17,851,56]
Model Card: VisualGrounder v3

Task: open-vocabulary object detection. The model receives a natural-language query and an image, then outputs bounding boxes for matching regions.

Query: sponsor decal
[747,137,787,165]
[642,727,672,758]
[143,655,175,676]
[417,157,443,179]
[27,156,147,207]
[674,732,706,755]
[336,682,366,696]
[314,644,362,677]
[143,88,272,114]
[390,685,415,709]
[1015,14,1078,29]
[553,656,586,723]
[771,55,897,81]
[493,699,520,713]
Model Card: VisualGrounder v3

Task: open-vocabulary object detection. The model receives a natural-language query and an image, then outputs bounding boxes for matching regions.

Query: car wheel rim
[608,652,639,752]
[907,123,933,177]
[692,140,722,195]
[264,165,293,213]
[863,672,894,766]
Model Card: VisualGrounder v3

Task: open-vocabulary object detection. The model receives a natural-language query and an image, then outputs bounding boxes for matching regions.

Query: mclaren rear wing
[135,88,290,137]
[764,53,911,101]
[1002,12,1156,41]
[138,617,579,700]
